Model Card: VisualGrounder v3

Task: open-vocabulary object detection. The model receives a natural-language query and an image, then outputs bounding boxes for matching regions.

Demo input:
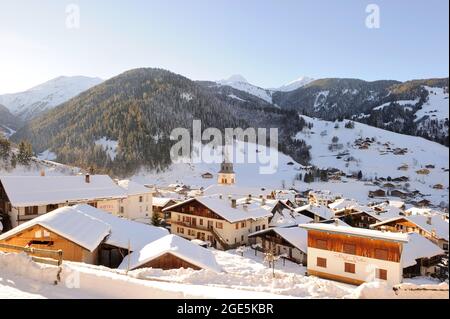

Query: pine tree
[17,141,33,166]
[151,212,161,226]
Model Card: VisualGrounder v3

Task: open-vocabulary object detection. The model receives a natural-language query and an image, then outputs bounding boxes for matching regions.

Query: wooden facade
[0,224,96,263]
[134,252,201,271]
[308,230,402,263]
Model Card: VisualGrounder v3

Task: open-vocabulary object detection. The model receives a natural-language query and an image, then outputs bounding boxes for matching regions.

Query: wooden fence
[0,243,63,266]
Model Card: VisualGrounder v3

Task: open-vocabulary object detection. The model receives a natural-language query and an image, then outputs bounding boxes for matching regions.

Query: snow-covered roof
[249,226,308,253]
[0,175,126,207]
[370,215,449,241]
[402,233,445,268]
[299,223,409,243]
[203,184,272,197]
[388,200,405,209]
[75,204,169,251]
[328,198,359,211]
[164,196,272,223]
[118,180,151,196]
[0,205,111,252]
[269,209,312,228]
[295,204,335,220]
[152,197,175,207]
[118,234,223,272]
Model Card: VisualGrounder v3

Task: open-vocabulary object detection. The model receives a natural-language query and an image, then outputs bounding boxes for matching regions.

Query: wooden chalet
[300,223,408,286]
[163,196,271,250]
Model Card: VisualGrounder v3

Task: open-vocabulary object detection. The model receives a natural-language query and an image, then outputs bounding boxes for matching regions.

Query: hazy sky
[0,0,448,94]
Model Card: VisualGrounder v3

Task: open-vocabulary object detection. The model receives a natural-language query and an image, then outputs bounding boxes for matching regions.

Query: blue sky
[0,0,448,94]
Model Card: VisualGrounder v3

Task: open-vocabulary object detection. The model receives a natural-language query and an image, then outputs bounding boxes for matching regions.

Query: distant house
[118,180,153,222]
[249,227,308,265]
[0,175,127,229]
[164,195,271,250]
[390,190,408,199]
[300,223,408,286]
[370,215,449,252]
[152,197,178,225]
[416,199,431,207]
[118,234,222,272]
[201,172,214,179]
[308,190,342,206]
[0,204,169,266]
[433,184,444,190]
[369,189,386,198]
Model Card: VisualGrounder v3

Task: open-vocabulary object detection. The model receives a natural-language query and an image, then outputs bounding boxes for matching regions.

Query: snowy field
[1,250,448,299]
[132,116,448,207]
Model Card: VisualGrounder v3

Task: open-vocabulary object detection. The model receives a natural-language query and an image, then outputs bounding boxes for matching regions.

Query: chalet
[294,204,335,222]
[201,172,214,179]
[433,184,444,190]
[370,215,449,252]
[0,204,168,266]
[300,223,408,286]
[397,164,409,171]
[402,233,445,278]
[117,180,153,223]
[416,168,431,175]
[163,196,271,250]
[390,190,408,199]
[117,234,222,272]
[0,175,127,229]
[269,209,312,228]
[369,189,386,198]
[248,226,308,265]
[415,199,431,207]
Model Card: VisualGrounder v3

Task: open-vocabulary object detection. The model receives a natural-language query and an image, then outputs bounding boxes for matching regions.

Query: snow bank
[347,281,397,299]
[0,252,60,285]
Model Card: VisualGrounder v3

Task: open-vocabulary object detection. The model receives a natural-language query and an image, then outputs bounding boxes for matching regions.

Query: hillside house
[370,215,449,252]
[0,175,127,229]
[163,196,271,250]
[308,190,342,206]
[294,204,335,222]
[300,223,408,286]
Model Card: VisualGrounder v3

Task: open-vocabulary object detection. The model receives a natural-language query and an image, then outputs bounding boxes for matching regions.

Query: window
[25,206,38,216]
[120,207,124,214]
[344,263,356,274]
[316,239,327,250]
[376,268,387,280]
[235,223,239,230]
[46,204,58,213]
[317,257,327,268]
[241,235,244,242]
[443,243,448,251]
[262,225,266,230]
[375,248,389,260]
[29,240,54,246]
[177,227,184,234]
[343,243,356,255]
[139,196,143,203]
[255,226,261,232]
[177,215,181,222]
[199,219,203,226]
[189,206,195,212]
[241,221,246,228]
[216,222,223,229]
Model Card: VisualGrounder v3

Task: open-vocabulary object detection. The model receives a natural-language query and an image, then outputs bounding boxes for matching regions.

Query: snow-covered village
[0,0,449,304]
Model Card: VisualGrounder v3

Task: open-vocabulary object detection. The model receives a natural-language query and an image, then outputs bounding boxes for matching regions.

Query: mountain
[273,78,449,146]
[216,75,273,103]
[0,105,21,138]
[0,76,103,120]
[276,76,315,92]
[12,68,311,176]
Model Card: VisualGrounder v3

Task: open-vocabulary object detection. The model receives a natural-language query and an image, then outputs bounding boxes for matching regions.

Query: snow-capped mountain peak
[0,75,103,120]
[277,76,314,92]
[216,75,273,104]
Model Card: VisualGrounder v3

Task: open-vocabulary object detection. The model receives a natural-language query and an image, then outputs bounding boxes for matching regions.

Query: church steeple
[218,148,235,185]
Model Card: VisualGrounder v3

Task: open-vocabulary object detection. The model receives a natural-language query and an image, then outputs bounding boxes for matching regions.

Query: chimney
[261,198,266,206]
[427,216,432,225]
[85,174,90,184]
[334,219,339,226]
[40,170,45,177]
[231,199,237,208]
[219,194,223,200]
